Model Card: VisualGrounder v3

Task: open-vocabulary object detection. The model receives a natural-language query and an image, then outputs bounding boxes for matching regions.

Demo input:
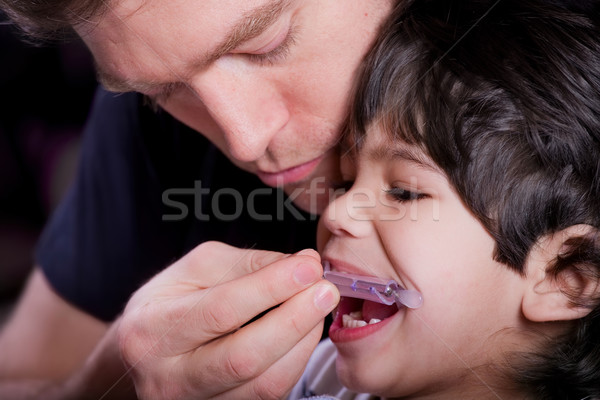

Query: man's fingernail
[296,249,313,255]
[294,263,319,286]
[296,249,319,259]
[314,284,339,312]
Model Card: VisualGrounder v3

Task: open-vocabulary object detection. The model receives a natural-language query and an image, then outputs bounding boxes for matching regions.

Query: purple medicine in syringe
[323,262,423,309]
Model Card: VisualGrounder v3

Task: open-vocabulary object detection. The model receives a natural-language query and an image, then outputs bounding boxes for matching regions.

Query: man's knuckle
[253,378,287,400]
[248,250,265,273]
[118,313,148,364]
[287,312,306,337]
[248,249,285,273]
[188,240,223,261]
[224,351,259,382]
[199,301,237,334]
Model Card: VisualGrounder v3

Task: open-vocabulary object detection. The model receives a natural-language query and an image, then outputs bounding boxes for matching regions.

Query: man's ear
[522,225,600,323]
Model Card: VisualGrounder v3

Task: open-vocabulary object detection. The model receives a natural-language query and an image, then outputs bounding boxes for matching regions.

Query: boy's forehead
[341,124,395,154]
[352,126,438,172]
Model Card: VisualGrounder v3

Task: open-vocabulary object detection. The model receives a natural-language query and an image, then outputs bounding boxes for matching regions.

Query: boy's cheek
[316,217,333,253]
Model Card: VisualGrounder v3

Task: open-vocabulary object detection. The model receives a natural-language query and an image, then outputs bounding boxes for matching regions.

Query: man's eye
[246,27,297,66]
[385,187,428,202]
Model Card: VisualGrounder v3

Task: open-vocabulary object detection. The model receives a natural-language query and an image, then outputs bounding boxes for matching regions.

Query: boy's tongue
[361,299,398,321]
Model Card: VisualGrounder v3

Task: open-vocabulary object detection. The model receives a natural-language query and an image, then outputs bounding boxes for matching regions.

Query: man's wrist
[61,318,137,400]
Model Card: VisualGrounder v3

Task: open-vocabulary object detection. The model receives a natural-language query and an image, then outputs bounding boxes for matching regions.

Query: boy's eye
[385,186,428,202]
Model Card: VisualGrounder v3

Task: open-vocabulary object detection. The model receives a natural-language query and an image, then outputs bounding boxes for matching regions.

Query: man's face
[76,0,393,213]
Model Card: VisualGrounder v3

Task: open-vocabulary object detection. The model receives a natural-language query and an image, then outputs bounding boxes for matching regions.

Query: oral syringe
[323,262,423,309]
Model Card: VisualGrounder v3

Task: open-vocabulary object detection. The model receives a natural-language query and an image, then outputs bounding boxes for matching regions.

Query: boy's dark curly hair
[348,0,600,398]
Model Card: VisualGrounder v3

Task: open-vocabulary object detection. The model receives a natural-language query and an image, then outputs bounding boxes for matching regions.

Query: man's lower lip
[256,156,323,187]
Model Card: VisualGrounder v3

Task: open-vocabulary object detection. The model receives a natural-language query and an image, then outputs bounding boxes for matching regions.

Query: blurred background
[0,12,97,326]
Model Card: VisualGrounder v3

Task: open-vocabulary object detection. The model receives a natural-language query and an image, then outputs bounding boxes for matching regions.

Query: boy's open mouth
[337,297,399,329]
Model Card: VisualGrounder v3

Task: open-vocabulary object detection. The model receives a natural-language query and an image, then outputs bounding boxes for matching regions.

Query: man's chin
[281,150,342,215]
[282,180,334,216]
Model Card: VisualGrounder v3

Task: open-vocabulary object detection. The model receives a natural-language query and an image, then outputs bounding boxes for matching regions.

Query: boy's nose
[322,188,375,238]
[190,64,290,163]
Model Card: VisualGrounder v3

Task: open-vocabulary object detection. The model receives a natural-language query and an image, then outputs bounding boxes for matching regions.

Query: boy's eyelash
[247,26,297,66]
[385,186,428,202]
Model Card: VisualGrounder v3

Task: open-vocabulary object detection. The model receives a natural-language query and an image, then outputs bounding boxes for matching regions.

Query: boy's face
[75,0,392,212]
[318,126,530,397]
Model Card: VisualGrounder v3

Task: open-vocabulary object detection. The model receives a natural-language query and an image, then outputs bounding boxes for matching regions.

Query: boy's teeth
[349,311,362,319]
[343,316,368,328]
[342,312,383,328]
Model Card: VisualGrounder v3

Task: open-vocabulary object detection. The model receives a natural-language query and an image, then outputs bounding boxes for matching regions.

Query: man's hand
[118,241,339,399]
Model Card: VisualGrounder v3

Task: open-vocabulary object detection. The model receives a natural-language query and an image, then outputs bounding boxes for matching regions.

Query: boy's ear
[522,225,600,323]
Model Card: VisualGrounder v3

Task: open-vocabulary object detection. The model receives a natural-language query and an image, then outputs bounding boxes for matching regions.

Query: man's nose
[190,62,290,163]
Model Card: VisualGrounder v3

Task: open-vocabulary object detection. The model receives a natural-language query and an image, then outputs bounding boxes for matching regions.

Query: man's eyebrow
[195,0,294,68]
[95,62,161,93]
[95,0,293,93]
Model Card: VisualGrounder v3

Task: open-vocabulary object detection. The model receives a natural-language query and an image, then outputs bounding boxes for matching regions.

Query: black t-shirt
[36,87,319,322]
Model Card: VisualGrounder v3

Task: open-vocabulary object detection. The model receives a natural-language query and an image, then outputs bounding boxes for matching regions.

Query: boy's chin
[335,359,394,398]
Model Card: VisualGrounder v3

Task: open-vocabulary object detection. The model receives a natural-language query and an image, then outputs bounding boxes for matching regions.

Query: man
[0,0,394,398]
